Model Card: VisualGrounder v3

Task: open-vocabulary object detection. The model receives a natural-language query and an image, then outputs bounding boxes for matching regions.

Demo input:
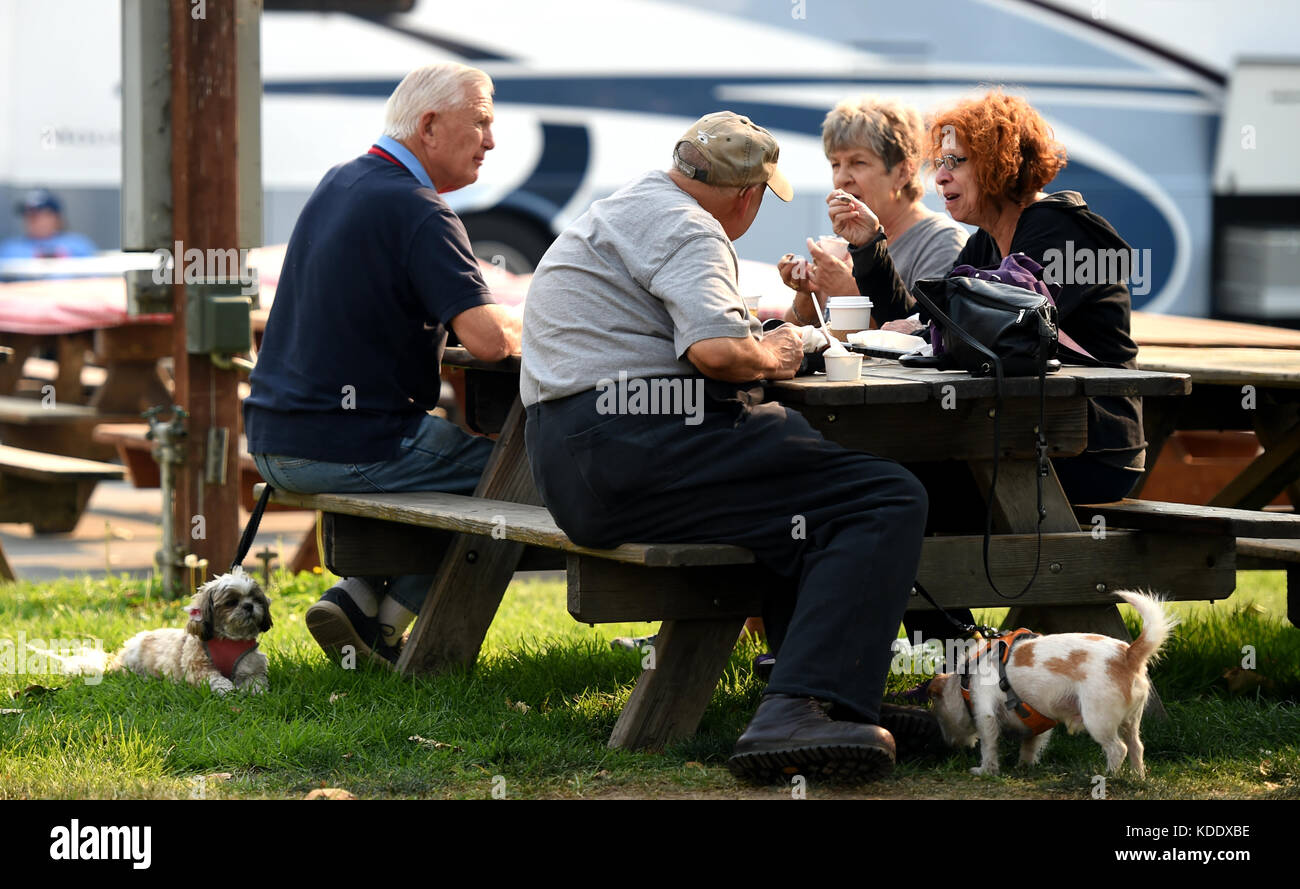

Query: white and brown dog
[112,568,272,694]
[929,590,1174,778]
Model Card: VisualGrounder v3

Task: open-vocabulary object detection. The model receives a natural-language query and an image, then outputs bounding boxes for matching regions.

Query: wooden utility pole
[169,0,244,572]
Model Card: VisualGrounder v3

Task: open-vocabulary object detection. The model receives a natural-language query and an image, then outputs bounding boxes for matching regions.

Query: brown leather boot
[727,694,896,782]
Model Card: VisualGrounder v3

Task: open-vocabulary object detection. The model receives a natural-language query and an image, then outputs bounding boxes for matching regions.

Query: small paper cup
[741,294,762,316]
[827,295,873,336]
[823,352,863,382]
[817,235,851,262]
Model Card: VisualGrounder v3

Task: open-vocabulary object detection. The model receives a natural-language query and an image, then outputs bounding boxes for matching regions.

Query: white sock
[335,576,379,617]
[377,597,416,646]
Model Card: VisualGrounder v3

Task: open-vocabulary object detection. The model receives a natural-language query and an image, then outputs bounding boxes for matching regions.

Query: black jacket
[849,191,1145,469]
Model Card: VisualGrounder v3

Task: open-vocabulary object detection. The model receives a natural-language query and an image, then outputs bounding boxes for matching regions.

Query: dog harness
[959,628,1058,735]
[204,639,260,680]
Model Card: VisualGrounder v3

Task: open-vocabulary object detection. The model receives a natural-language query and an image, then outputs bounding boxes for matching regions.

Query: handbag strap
[909,282,1046,601]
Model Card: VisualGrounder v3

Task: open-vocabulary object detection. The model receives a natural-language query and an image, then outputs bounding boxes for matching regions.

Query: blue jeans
[253,413,494,611]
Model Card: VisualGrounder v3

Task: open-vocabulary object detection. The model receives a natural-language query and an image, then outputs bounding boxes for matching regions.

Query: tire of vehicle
[460,212,555,275]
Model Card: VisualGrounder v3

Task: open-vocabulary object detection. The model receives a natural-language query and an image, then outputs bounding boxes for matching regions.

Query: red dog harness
[959,628,1058,735]
[204,639,260,680]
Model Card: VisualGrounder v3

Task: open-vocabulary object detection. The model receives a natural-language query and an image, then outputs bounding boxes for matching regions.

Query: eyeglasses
[933,154,968,172]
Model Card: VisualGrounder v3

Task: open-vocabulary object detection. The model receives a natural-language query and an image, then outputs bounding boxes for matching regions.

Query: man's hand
[826,190,880,247]
[758,324,805,380]
[450,303,521,362]
[805,237,858,300]
[686,324,803,382]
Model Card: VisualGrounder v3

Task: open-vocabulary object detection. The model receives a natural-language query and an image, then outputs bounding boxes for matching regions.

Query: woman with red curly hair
[832,90,1144,503]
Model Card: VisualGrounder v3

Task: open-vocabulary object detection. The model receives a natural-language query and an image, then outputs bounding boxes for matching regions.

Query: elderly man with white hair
[246,63,520,665]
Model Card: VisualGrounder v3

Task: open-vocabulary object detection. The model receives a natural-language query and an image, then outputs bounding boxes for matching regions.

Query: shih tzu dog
[928,590,1173,779]
[112,567,272,694]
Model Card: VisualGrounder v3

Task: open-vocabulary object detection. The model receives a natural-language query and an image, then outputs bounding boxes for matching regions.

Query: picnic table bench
[253,347,1300,750]
[0,444,124,536]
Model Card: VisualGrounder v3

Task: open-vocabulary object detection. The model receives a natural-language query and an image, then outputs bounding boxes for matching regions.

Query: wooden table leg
[970,458,1168,719]
[54,333,93,405]
[395,399,540,676]
[1130,395,1181,498]
[287,516,321,574]
[0,334,36,395]
[609,617,747,751]
[0,538,14,582]
[1209,418,1300,511]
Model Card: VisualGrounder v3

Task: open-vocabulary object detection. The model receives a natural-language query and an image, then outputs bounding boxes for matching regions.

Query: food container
[827,295,873,336]
[823,351,863,382]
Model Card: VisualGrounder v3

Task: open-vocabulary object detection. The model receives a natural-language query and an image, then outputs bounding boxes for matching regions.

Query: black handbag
[901,275,1062,603]
[906,275,1059,377]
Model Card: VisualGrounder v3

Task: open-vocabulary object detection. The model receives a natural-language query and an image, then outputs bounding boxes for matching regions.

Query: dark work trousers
[524,388,928,724]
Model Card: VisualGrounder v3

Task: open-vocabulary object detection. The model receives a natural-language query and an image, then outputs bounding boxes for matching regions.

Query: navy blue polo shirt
[244,143,493,462]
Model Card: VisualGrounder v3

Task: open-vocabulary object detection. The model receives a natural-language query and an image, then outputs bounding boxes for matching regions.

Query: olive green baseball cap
[673,111,793,202]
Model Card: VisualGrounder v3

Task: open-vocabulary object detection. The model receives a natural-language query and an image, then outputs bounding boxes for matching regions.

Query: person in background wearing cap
[0,189,97,259]
[521,111,937,781]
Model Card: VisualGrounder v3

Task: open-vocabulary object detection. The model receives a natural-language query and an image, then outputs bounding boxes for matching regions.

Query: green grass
[1,568,1296,799]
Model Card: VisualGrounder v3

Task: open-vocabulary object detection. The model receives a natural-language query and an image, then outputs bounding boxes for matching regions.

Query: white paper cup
[823,352,863,382]
[817,235,850,262]
[827,295,873,336]
[741,294,762,316]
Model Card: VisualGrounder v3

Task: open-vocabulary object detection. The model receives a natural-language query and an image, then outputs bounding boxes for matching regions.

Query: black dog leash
[911,579,1003,639]
[231,483,275,572]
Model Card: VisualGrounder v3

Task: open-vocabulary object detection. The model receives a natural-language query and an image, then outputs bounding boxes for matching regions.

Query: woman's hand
[826,190,880,247]
[805,237,858,299]
[881,318,926,336]
[778,252,813,294]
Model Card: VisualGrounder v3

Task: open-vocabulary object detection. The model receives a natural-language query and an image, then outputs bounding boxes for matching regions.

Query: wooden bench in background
[0,395,135,462]
[263,486,1272,750]
[0,444,124,537]
[1232,539,1300,627]
[1078,499,1300,629]
[100,424,319,572]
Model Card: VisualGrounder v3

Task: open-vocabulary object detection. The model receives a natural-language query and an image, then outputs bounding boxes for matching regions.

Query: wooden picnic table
[392,350,1216,663]
[1130,311,1300,350]
[270,348,1300,743]
[1135,346,1300,510]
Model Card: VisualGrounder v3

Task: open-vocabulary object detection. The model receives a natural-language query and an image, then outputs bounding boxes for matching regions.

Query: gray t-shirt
[521,171,760,406]
[888,210,969,289]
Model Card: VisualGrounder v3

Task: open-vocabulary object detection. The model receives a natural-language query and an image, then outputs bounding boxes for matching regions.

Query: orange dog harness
[959,628,1058,735]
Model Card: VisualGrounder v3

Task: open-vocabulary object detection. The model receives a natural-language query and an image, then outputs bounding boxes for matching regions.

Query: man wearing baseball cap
[0,188,97,259]
[521,111,933,781]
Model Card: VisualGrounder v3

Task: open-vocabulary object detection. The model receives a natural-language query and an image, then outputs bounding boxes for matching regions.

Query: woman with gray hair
[780,96,966,328]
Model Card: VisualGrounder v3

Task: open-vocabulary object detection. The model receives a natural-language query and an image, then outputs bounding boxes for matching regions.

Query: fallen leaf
[509,700,530,713]
[684,761,705,770]
[228,706,242,714]
[408,735,463,752]
[205,772,233,782]
[594,769,611,780]
[304,788,356,800]
[0,709,23,715]
[329,692,347,704]
[22,685,54,698]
